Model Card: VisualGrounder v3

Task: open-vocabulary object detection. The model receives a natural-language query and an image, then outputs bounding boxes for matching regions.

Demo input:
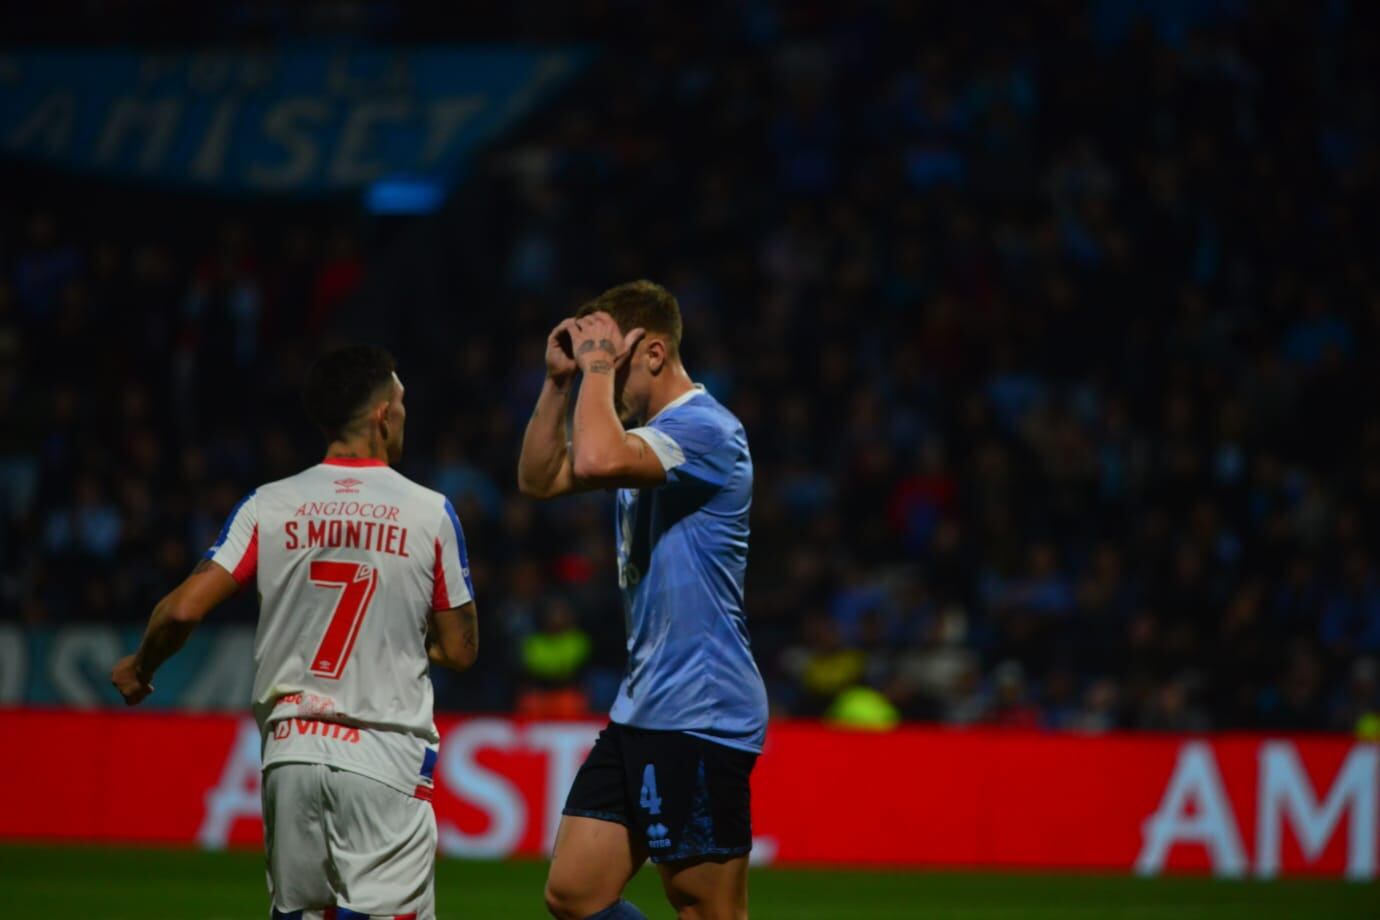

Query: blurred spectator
[516,598,592,718]
[781,614,867,716]
[986,661,1041,729]
[1330,658,1379,737]
[42,476,122,561]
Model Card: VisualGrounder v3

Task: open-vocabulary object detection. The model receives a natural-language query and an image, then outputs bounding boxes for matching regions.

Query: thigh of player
[547,724,649,918]
[263,762,336,914]
[323,767,437,920]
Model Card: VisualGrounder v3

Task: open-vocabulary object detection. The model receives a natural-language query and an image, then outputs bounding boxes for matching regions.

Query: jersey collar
[321,457,389,467]
[646,383,705,425]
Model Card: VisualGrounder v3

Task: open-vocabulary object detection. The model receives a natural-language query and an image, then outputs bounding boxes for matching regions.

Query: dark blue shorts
[562,722,757,864]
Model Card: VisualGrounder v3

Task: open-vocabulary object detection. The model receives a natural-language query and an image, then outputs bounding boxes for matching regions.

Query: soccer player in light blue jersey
[519,280,767,920]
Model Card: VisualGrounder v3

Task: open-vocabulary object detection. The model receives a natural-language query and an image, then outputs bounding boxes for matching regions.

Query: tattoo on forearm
[587,361,613,374]
[461,608,478,650]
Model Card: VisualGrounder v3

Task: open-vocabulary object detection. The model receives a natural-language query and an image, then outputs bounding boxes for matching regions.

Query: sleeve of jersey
[432,498,475,611]
[204,491,259,587]
[628,409,734,488]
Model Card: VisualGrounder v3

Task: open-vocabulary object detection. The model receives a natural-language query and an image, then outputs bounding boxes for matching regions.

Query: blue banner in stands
[0,46,586,194]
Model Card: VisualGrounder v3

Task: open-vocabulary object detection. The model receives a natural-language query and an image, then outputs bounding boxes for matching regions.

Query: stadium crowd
[2,0,1379,735]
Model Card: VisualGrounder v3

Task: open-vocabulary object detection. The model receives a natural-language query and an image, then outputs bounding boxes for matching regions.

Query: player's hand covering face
[564,311,645,376]
[546,319,580,386]
[564,311,646,420]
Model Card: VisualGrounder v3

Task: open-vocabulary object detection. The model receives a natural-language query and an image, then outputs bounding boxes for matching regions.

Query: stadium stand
[2,0,1378,736]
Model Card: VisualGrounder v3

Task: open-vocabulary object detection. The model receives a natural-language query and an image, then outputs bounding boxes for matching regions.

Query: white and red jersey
[205,457,473,799]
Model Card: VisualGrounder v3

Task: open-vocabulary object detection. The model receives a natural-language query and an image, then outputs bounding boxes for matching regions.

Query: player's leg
[322,767,437,920]
[618,729,756,920]
[546,815,649,919]
[545,724,649,919]
[263,763,337,916]
[656,854,750,920]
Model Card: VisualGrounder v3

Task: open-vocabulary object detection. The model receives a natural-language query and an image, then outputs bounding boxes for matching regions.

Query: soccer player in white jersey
[111,345,478,920]
[519,281,767,920]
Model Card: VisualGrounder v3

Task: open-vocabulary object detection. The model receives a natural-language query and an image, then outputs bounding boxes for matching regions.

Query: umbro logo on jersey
[334,477,364,493]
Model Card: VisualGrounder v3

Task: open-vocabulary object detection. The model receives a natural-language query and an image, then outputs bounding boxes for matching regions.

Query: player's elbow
[165,595,209,625]
[517,471,551,500]
[440,641,477,671]
[570,449,617,483]
[439,632,478,671]
[518,459,569,500]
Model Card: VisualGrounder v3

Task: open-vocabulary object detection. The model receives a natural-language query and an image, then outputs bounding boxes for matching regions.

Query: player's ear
[646,338,666,374]
[375,400,391,438]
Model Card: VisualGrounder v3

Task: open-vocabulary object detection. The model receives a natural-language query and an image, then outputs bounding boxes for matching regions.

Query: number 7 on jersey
[308,560,380,679]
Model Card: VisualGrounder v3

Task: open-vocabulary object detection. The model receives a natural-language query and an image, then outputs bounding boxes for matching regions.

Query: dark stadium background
[6,0,1378,734]
[1,1,1379,915]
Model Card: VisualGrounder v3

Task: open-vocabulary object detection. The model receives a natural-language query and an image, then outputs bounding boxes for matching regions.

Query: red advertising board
[1,710,1373,878]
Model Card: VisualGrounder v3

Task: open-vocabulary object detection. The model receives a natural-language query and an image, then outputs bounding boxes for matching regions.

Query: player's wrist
[578,359,615,380]
[131,654,154,685]
[544,372,574,396]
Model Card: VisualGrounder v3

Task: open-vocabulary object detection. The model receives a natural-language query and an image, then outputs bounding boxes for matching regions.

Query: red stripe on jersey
[321,457,387,467]
[323,909,337,920]
[414,784,433,801]
[432,537,450,610]
[232,525,258,585]
[395,914,418,919]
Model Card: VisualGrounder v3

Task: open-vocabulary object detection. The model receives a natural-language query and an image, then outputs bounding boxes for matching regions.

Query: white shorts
[263,762,437,919]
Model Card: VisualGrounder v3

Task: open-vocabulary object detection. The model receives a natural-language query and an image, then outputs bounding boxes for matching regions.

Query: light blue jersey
[609,385,768,753]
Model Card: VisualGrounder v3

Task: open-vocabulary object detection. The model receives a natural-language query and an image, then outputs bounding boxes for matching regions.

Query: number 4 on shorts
[639,763,663,815]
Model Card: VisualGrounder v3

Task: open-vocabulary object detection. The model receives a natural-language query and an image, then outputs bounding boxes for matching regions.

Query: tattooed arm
[111,559,242,705]
[519,314,665,495]
[568,312,668,489]
[427,602,478,671]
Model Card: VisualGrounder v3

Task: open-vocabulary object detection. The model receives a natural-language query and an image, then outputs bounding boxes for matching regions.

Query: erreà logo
[334,477,363,494]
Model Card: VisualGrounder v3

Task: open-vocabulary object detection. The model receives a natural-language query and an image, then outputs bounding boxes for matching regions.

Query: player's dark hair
[303,345,397,442]
[576,279,683,354]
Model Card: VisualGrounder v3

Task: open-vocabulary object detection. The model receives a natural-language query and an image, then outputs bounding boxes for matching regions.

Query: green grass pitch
[2,845,1374,918]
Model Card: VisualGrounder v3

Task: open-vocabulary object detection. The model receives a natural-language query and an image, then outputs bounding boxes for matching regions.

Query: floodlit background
[0,1,1377,916]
